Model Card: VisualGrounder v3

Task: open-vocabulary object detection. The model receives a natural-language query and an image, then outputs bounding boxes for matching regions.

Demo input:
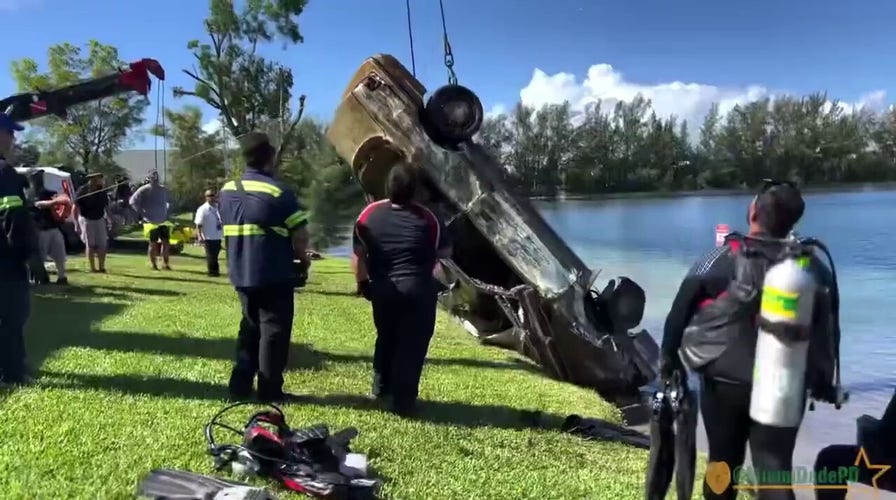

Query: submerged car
[327,54,660,416]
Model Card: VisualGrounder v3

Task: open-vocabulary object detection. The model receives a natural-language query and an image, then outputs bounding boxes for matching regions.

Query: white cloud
[488,64,888,132]
[202,119,221,135]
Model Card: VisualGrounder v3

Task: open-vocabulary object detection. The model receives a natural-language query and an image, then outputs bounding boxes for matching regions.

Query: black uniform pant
[813,445,895,499]
[28,252,49,283]
[204,240,222,276]
[0,280,30,382]
[228,284,294,400]
[701,377,801,500]
[370,279,438,411]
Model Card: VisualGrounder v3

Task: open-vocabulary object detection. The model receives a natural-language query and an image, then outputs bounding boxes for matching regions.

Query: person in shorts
[129,171,172,270]
[74,173,109,273]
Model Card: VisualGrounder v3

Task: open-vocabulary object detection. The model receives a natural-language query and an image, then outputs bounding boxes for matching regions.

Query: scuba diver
[813,388,896,498]
[659,180,843,500]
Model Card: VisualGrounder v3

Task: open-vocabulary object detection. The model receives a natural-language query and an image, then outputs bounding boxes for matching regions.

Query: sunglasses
[758,178,797,194]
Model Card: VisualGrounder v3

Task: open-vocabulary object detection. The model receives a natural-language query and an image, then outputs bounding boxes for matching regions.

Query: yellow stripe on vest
[284,210,309,228]
[223,224,288,237]
[221,180,282,197]
[0,195,23,210]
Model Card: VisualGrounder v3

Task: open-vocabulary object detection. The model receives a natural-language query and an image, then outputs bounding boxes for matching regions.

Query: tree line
[478,95,896,197]
[7,0,896,248]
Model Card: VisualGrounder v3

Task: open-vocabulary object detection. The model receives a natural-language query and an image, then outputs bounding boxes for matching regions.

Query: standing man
[218,132,310,403]
[129,171,172,270]
[661,180,841,500]
[0,112,36,386]
[30,170,70,285]
[353,162,452,417]
[74,173,109,273]
[194,188,223,277]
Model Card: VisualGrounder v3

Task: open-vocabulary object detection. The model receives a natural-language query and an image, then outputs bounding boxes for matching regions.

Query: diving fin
[137,469,280,500]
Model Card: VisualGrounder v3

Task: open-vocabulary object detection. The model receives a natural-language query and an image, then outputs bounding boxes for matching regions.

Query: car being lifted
[327,54,660,418]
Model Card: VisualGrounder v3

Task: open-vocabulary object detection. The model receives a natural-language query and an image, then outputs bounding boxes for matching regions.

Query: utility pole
[221,114,230,176]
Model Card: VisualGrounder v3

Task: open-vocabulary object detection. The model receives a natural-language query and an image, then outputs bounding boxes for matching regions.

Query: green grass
[0,247,659,499]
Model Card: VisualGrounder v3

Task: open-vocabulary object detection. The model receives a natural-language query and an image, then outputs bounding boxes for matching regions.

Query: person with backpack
[0,113,37,386]
[660,180,842,500]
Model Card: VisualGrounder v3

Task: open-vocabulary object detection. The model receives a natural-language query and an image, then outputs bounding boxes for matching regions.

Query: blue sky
[2,0,894,149]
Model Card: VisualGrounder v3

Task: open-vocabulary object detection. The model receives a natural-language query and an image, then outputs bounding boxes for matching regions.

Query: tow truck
[4,58,166,251]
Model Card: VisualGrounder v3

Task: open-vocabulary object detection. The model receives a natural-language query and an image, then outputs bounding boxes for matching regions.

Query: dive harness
[205,402,380,499]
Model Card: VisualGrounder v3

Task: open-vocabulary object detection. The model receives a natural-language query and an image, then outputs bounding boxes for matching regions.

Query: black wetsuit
[662,236,836,500]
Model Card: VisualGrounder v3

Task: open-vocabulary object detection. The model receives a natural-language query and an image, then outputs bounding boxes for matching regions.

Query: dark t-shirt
[353,200,450,285]
[76,185,108,220]
[33,189,61,230]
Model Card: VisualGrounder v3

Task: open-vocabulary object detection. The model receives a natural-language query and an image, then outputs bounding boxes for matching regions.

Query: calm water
[539,190,896,468]
[329,190,896,469]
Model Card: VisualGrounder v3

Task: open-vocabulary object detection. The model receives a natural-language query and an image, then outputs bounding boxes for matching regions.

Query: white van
[15,166,82,251]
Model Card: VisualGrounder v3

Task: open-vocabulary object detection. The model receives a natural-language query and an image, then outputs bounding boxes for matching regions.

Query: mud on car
[326,54,660,417]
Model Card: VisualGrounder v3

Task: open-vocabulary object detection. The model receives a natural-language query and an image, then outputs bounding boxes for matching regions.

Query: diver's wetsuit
[663,236,835,500]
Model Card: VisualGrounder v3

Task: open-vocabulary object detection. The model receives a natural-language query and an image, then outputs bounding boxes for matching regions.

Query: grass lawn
[0,246,659,499]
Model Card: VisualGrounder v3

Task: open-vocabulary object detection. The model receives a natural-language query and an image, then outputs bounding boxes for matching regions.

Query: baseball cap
[0,113,25,133]
[0,113,24,133]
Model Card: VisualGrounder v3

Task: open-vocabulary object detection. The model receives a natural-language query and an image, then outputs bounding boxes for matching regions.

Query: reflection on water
[540,191,896,468]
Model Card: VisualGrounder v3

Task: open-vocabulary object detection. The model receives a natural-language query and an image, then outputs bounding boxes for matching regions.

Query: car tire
[423,84,484,145]
[170,242,184,255]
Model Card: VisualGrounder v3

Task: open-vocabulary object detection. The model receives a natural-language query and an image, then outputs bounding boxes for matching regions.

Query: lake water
[539,190,896,469]
[330,190,896,471]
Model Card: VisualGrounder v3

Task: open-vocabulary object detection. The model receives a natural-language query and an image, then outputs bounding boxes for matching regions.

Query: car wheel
[171,242,184,255]
[423,84,484,145]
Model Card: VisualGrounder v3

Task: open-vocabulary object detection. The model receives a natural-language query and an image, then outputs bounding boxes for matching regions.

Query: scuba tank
[749,244,818,427]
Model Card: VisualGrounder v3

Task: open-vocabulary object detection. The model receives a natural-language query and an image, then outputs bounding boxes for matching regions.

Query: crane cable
[438,0,458,85]
[404,0,458,85]
[405,0,416,77]
[152,81,169,182]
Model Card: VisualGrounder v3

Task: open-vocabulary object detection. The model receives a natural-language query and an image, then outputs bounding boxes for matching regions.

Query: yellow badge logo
[706,461,732,495]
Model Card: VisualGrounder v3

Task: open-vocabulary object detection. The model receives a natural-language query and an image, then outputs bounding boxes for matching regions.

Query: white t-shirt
[194,202,223,240]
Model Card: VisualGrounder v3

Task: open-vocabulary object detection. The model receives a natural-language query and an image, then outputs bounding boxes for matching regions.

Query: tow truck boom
[0,58,165,123]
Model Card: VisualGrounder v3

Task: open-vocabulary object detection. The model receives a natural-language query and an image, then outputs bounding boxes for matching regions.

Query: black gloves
[356,279,372,301]
[660,353,684,382]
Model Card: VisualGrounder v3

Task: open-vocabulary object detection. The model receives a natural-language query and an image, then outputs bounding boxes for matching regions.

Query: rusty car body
[326,54,659,414]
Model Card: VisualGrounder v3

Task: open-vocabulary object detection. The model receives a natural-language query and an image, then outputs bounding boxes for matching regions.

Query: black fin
[136,469,248,499]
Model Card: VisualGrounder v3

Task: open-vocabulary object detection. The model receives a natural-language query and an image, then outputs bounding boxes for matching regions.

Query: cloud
[202,119,222,135]
[488,64,888,132]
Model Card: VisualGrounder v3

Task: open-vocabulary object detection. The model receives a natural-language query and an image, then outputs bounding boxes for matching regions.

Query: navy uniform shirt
[0,159,33,281]
[353,200,450,285]
[218,168,309,289]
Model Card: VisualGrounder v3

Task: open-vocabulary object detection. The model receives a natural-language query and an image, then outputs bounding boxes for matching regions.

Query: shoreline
[531,182,896,202]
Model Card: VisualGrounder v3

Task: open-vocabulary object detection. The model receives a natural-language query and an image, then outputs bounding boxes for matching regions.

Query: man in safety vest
[0,112,37,386]
[218,132,310,402]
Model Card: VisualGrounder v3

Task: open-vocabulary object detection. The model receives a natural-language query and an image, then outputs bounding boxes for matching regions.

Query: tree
[10,40,148,170]
[152,106,225,211]
[485,92,896,196]
[175,0,308,165]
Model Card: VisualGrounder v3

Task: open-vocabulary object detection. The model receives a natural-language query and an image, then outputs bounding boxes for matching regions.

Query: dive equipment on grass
[645,370,697,500]
[749,245,817,427]
[137,469,279,500]
[205,401,380,499]
[561,414,650,449]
